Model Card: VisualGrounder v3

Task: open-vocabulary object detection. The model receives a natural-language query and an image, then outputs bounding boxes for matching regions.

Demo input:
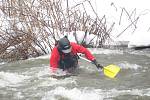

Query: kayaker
[50,36,102,73]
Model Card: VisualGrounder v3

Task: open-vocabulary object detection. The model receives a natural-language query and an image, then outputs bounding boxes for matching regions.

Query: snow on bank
[66,0,150,48]
[1,0,150,49]
[89,0,150,48]
[128,30,150,48]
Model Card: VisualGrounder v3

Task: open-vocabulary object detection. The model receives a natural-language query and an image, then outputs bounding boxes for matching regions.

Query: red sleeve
[71,42,95,61]
[50,47,60,72]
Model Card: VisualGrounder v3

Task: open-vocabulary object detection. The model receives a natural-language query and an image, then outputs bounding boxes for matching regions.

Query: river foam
[0,71,30,87]
[42,87,150,100]
[118,61,142,70]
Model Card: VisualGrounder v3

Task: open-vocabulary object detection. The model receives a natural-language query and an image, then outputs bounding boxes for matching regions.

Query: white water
[0,48,150,100]
[42,87,150,100]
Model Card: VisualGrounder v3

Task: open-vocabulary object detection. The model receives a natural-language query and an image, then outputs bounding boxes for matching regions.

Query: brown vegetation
[0,0,114,61]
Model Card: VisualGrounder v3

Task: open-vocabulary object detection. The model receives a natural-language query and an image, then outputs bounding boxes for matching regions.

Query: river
[0,48,150,100]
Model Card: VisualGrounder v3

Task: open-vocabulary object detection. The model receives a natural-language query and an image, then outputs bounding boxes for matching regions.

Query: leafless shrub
[0,0,113,61]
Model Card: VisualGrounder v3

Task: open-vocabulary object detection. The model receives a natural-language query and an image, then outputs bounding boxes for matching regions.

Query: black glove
[92,59,103,69]
[97,64,103,69]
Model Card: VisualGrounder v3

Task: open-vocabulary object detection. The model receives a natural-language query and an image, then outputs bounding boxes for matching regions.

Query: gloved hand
[97,64,103,69]
[92,59,103,69]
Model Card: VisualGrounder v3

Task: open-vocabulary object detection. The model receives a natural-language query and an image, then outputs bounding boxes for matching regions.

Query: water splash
[90,48,123,55]
[0,62,5,65]
[42,87,103,100]
[42,87,150,100]
[0,71,30,87]
[118,61,142,70]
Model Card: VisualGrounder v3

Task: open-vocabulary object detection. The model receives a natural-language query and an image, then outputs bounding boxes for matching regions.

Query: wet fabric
[59,53,79,73]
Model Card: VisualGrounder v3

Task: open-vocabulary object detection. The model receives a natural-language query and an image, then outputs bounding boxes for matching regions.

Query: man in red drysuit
[50,36,102,73]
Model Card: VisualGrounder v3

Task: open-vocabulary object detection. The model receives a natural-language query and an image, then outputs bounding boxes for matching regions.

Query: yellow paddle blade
[103,64,121,78]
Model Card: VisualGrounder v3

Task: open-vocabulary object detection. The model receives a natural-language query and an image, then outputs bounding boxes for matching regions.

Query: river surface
[0,48,150,100]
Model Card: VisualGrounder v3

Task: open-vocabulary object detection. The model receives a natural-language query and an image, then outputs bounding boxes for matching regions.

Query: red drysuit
[50,42,95,72]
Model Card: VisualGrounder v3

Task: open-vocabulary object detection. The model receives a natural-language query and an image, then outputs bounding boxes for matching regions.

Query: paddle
[79,56,120,78]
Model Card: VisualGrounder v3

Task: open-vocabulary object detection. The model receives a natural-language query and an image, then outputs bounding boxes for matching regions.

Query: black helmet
[58,37,71,53]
